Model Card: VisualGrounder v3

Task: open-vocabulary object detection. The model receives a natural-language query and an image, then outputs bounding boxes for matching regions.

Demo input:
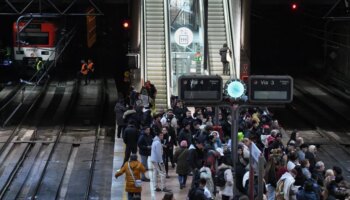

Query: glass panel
[169,0,205,96]
[19,32,49,45]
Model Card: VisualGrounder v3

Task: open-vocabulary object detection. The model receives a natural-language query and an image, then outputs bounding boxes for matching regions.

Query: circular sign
[174,27,193,47]
[224,79,246,99]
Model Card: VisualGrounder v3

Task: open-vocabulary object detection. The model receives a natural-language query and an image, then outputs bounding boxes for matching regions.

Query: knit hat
[180,140,188,147]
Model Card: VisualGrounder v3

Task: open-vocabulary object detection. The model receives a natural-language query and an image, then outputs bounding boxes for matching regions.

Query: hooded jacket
[278,171,297,200]
[150,136,163,163]
[218,164,234,197]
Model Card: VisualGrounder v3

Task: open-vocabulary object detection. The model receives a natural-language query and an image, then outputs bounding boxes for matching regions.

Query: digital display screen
[179,75,222,103]
[253,91,288,100]
[249,75,293,103]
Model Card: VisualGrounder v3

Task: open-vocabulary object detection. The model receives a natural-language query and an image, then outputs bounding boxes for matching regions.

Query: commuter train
[13,21,58,67]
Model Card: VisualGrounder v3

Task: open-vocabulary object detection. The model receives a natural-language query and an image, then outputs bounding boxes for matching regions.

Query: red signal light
[122,20,130,30]
[291,3,298,10]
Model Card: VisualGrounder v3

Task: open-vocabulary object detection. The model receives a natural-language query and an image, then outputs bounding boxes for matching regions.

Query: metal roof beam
[0,0,104,16]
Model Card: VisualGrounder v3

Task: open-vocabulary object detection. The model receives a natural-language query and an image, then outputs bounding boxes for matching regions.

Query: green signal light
[224,79,246,99]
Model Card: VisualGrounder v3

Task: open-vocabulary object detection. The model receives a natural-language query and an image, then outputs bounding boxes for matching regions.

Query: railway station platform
[111,132,191,200]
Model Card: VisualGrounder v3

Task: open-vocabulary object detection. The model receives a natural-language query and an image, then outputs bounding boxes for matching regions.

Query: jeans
[140,155,148,179]
[267,184,275,200]
[127,192,141,200]
[178,174,188,186]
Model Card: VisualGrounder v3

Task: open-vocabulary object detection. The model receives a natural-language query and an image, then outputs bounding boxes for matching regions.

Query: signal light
[291,3,298,10]
[122,20,130,30]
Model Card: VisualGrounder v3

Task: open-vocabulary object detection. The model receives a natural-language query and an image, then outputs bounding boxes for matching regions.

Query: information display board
[248,75,293,103]
[178,75,222,104]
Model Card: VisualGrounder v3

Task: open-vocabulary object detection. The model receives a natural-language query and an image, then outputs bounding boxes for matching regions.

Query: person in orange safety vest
[87,58,95,83]
[80,59,88,85]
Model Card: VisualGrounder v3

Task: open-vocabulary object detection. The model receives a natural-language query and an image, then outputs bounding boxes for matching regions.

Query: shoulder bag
[128,162,142,188]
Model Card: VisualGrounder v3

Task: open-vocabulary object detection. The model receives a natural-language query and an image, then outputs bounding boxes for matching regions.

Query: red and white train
[12,21,58,66]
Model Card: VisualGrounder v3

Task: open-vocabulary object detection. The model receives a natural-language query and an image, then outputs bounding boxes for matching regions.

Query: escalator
[143,0,168,110]
[142,0,235,110]
[208,0,232,84]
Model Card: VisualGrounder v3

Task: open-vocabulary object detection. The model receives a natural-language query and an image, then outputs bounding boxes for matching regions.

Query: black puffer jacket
[137,131,153,156]
[123,124,140,148]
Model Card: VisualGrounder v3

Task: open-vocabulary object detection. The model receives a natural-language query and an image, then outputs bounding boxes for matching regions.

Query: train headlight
[16,50,24,54]
[41,51,49,55]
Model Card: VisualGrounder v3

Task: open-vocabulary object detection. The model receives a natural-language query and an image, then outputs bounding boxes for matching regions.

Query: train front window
[18,32,49,45]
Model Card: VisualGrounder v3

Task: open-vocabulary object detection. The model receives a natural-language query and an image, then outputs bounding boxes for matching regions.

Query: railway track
[273,77,350,179]
[0,78,112,199]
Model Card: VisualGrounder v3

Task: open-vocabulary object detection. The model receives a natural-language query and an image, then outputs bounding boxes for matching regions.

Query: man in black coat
[219,43,231,75]
[188,135,206,188]
[122,120,140,166]
[189,178,210,200]
[137,126,152,181]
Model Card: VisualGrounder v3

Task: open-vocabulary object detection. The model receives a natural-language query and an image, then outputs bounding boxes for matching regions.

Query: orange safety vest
[87,62,94,72]
[81,63,88,75]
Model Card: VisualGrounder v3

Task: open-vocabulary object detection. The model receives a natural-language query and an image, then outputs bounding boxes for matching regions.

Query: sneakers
[155,188,161,192]
[162,188,171,192]
[142,178,150,182]
[166,175,170,179]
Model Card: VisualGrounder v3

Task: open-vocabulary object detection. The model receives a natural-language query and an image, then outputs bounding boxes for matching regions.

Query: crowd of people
[114,88,350,200]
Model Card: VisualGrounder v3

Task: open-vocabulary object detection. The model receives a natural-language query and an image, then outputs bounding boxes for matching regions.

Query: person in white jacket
[276,169,298,200]
[151,132,171,192]
[218,162,234,200]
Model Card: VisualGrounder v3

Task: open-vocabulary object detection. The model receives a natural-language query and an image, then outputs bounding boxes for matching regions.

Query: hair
[300,159,309,168]
[130,154,137,161]
[199,178,207,185]
[290,129,298,140]
[287,151,298,161]
[325,169,334,177]
[162,192,174,200]
[308,145,316,153]
[315,161,324,169]
[333,166,342,175]
[223,43,228,47]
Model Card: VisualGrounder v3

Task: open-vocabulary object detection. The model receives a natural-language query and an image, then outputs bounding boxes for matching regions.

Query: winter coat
[218,164,234,198]
[219,46,230,63]
[151,136,163,163]
[187,144,205,170]
[296,186,319,200]
[278,172,298,200]
[193,187,209,200]
[137,131,153,156]
[178,128,192,146]
[200,166,214,196]
[115,160,146,193]
[114,102,127,125]
[123,124,140,148]
[174,147,190,175]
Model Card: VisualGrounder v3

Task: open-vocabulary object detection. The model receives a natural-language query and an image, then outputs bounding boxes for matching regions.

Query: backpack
[187,186,198,200]
[275,179,285,200]
[215,168,228,187]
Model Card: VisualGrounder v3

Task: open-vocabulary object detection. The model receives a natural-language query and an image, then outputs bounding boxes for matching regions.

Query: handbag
[128,162,142,188]
[226,49,232,62]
